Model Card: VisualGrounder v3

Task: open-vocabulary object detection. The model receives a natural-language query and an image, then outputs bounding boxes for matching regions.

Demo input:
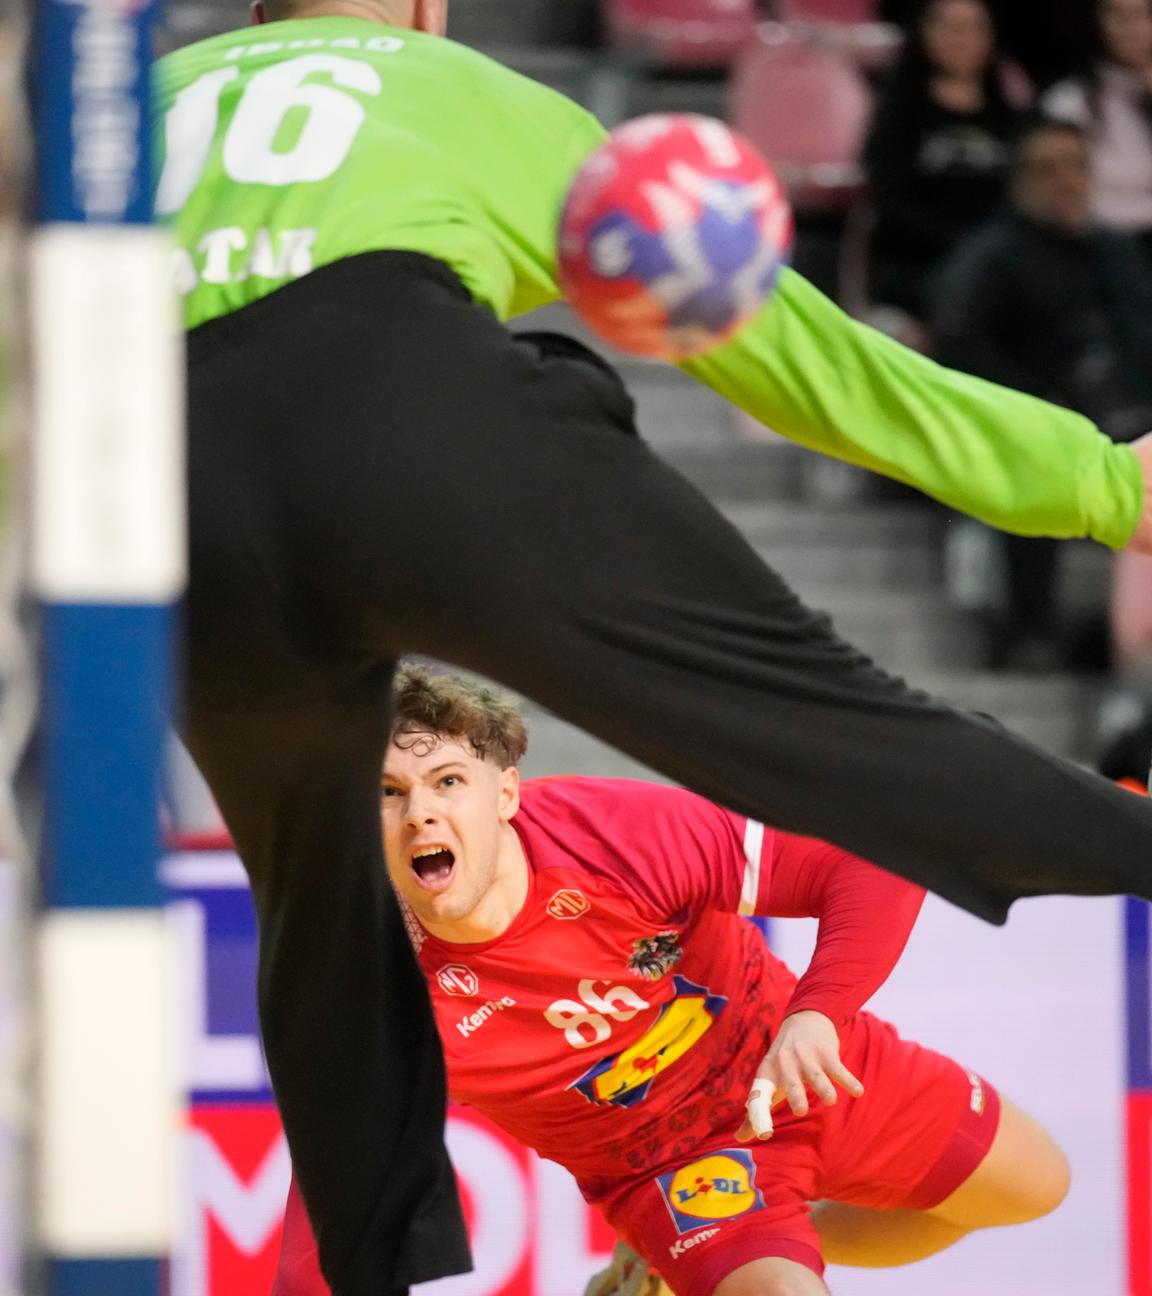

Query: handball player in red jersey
[272,668,1070,1296]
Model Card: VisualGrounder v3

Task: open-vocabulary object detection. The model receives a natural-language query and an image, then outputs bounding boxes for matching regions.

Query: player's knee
[995,1115,1072,1224]
[1013,1137,1071,1222]
[713,1256,829,1296]
[985,1131,1071,1225]
[936,1107,1071,1229]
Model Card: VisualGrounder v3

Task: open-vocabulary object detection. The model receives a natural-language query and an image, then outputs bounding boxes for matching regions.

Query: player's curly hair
[391,664,528,768]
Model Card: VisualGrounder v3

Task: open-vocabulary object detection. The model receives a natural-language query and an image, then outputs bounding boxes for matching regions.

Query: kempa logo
[668,1227,720,1259]
[966,1071,986,1115]
[457,997,516,1039]
[437,965,479,997]
[547,889,590,920]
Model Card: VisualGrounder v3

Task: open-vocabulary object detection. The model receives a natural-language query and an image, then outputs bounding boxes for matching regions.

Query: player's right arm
[620,787,924,1137]
[618,784,924,1008]
[736,832,926,1140]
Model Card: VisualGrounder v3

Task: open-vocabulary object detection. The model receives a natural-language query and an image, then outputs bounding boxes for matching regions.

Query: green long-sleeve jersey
[154,16,1142,548]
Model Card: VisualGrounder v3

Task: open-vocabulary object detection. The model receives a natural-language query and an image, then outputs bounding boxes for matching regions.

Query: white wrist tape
[747,1080,775,1138]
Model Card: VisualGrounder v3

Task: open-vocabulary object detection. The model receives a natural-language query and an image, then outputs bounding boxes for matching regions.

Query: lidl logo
[657,1149,764,1234]
[571,976,727,1107]
[547,889,590,920]
[437,965,479,997]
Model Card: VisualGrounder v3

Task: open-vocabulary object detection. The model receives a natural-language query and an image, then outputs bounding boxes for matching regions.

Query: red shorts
[588,1010,1001,1296]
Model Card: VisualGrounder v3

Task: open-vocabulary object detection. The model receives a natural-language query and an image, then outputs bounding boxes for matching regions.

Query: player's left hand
[1124,432,1152,555]
[736,1009,863,1142]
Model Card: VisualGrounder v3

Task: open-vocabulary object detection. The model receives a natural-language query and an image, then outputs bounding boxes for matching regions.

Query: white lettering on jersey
[966,1071,986,1115]
[171,227,316,295]
[222,34,406,61]
[668,1227,720,1259]
[198,226,247,284]
[544,979,650,1049]
[456,996,516,1040]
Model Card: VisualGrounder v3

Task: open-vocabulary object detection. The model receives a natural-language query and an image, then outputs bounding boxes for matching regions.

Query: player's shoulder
[158,18,599,139]
[519,777,733,842]
[516,779,751,919]
[522,774,698,810]
[428,33,604,143]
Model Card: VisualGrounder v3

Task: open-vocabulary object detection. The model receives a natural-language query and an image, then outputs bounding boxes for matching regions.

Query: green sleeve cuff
[1085,440,1143,550]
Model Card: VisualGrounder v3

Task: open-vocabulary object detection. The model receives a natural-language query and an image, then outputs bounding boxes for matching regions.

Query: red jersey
[409,778,924,1188]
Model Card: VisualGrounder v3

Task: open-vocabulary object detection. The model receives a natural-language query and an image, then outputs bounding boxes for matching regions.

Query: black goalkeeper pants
[182,251,1152,1296]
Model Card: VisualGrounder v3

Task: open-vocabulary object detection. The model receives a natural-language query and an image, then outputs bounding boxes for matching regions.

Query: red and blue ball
[558,114,794,360]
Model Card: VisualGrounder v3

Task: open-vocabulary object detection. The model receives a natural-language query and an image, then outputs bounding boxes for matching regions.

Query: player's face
[380,733,520,930]
[1014,131,1092,232]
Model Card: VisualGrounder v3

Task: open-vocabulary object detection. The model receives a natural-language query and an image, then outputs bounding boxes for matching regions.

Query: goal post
[29,0,185,1289]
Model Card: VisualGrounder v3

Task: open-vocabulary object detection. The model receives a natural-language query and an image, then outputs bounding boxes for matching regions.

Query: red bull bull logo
[657,1149,764,1234]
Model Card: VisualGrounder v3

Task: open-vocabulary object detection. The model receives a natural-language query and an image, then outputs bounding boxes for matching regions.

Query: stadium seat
[776,0,880,19]
[605,0,760,68]
[729,32,873,214]
[771,0,902,72]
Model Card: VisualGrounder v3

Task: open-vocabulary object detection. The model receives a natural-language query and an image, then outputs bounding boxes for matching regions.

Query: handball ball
[558,114,793,360]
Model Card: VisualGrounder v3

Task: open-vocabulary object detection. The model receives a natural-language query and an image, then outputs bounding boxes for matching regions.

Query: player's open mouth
[410,845,457,893]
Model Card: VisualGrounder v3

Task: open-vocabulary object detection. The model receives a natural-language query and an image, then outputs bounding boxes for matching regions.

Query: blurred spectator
[864,0,1026,329]
[885,1,1097,90]
[1043,0,1152,257]
[933,118,1152,669]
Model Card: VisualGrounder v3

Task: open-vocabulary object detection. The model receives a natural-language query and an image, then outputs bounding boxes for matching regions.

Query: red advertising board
[1129,1092,1152,1296]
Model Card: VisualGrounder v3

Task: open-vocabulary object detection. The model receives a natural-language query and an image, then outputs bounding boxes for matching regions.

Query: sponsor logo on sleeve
[657,1149,764,1235]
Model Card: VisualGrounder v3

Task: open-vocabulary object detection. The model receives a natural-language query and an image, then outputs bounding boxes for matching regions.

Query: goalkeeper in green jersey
[155,1,1152,1293]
